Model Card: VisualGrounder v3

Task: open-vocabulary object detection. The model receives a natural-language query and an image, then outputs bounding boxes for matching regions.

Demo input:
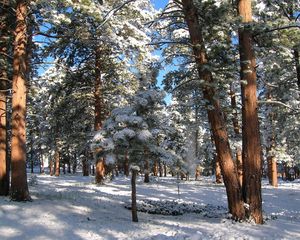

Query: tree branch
[97,0,136,29]
[254,24,300,36]
[258,100,299,112]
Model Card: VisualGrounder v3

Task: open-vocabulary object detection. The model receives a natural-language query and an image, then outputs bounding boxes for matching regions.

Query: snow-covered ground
[0,173,299,240]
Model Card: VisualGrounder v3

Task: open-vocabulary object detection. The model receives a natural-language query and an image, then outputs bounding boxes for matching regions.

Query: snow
[113,128,136,141]
[0,174,300,240]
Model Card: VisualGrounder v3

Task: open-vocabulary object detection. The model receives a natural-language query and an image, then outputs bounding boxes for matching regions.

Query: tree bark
[163,162,167,177]
[94,46,106,182]
[94,47,105,130]
[153,160,158,176]
[54,149,60,176]
[144,147,149,183]
[266,92,278,187]
[49,158,54,176]
[230,84,240,135]
[182,0,245,220]
[236,149,243,187]
[62,162,66,174]
[82,157,89,176]
[40,154,44,174]
[215,155,222,184]
[294,48,300,89]
[95,157,105,184]
[124,149,129,177]
[159,160,163,177]
[230,84,243,187]
[131,169,138,222]
[72,153,77,174]
[0,0,10,196]
[238,0,263,224]
[10,0,31,201]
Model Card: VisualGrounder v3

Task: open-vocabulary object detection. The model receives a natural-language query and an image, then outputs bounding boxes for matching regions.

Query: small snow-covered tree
[92,86,180,182]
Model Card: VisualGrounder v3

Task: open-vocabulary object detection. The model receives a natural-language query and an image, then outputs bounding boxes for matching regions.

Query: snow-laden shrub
[125,199,227,217]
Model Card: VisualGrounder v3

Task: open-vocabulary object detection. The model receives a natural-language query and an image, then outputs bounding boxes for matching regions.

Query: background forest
[0,0,300,233]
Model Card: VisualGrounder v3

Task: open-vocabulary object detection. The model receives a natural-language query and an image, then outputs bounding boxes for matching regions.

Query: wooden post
[131,169,138,222]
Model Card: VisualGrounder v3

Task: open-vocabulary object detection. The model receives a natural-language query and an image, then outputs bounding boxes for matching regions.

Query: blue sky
[151,0,169,10]
[151,0,172,103]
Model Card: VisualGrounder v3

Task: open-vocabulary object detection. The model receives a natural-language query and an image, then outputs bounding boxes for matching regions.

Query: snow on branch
[97,0,136,29]
[258,100,300,113]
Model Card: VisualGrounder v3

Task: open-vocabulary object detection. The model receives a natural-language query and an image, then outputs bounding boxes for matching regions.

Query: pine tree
[0,0,11,196]
[10,0,31,201]
[180,0,245,220]
[237,0,263,223]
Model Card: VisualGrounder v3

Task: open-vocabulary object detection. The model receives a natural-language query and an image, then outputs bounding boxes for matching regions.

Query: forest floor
[0,173,300,240]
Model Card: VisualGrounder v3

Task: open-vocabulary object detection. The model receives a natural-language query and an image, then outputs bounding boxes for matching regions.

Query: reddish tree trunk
[0,0,10,196]
[267,154,278,187]
[10,0,31,201]
[153,160,158,176]
[94,47,106,182]
[49,158,54,176]
[54,149,60,176]
[94,47,105,130]
[182,0,245,220]
[266,95,278,187]
[215,156,222,184]
[236,149,243,187]
[95,157,105,184]
[238,0,263,224]
[159,161,163,177]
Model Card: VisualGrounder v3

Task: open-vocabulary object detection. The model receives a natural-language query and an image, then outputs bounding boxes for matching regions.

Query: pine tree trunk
[182,0,245,220]
[72,153,77,174]
[294,48,300,89]
[62,162,66,174]
[236,149,243,187]
[215,155,222,184]
[40,155,44,174]
[10,0,31,201]
[266,95,278,187]
[0,0,10,196]
[238,0,263,224]
[54,149,60,176]
[82,157,89,176]
[164,162,167,177]
[94,47,105,130]
[230,84,243,187]
[131,169,138,222]
[68,161,71,173]
[124,149,129,177]
[153,160,158,176]
[95,157,105,184]
[144,147,149,183]
[94,47,106,182]
[49,158,54,176]
[159,161,163,177]
[230,84,240,135]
